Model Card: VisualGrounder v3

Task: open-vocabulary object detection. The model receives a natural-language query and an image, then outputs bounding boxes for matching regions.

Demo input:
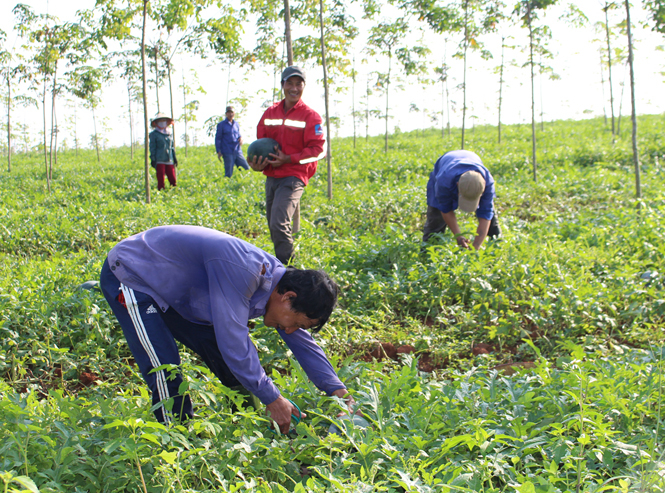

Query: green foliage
[645,0,665,34]
[1,116,665,490]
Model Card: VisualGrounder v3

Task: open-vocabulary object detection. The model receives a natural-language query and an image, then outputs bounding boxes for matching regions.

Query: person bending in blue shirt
[215,106,250,178]
[423,150,501,250]
[100,225,352,432]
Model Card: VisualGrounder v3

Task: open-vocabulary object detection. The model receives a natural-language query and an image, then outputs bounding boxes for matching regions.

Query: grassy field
[1,116,665,492]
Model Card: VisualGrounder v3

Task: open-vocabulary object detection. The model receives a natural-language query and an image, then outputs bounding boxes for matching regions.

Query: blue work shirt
[215,118,242,155]
[426,150,496,220]
[107,225,345,405]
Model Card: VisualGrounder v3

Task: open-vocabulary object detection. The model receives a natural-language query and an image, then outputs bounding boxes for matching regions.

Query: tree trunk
[53,89,58,166]
[442,39,447,139]
[599,48,607,125]
[154,44,160,113]
[272,64,278,103]
[352,56,356,149]
[446,58,451,136]
[74,106,78,157]
[384,50,391,153]
[226,59,232,106]
[284,0,294,65]
[365,78,369,142]
[167,59,176,147]
[441,69,445,139]
[50,62,58,174]
[128,79,134,159]
[625,0,640,198]
[43,73,50,192]
[319,0,332,199]
[181,69,188,158]
[461,0,469,150]
[539,58,544,132]
[605,3,616,137]
[280,7,298,227]
[528,4,537,182]
[142,0,151,204]
[617,62,627,137]
[92,104,100,163]
[6,76,10,172]
[498,36,504,144]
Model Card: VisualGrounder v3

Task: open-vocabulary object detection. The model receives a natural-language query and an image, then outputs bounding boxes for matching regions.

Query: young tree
[494,34,514,143]
[318,0,333,199]
[434,38,453,138]
[351,56,357,148]
[625,0,639,198]
[68,65,106,163]
[514,0,557,182]
[140,0,151,203]
[284,0,294,64]
[0,30,31,172]
[599,49,608,124]
[616,58,628,137]
[456,0,502,149]
[180,68,205,157]
[64,100,80,156]
[42,22,84,176]
[113,51,142,159]
[365,76,372,142]
[367,18,428,153]
[602,2,620,136]
[13,5,75,190]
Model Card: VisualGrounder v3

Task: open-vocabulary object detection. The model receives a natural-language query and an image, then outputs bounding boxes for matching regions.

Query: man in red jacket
[249,66,326,264]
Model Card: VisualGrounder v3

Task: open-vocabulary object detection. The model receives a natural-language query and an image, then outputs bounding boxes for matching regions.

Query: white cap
[458,171,486,212]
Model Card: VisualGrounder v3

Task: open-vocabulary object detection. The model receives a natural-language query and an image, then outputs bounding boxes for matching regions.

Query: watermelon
[79,280,100,291]
[247,138,281,162]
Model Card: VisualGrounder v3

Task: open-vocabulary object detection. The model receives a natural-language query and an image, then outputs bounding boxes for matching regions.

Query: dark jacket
[149,130,177,165]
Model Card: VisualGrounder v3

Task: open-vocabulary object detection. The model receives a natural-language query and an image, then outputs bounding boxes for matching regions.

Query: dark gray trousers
[422,205,501,242]
[265,176,305,264]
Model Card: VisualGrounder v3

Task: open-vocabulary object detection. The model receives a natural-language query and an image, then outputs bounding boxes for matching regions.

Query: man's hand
[332,388,357,416]
[267,148,291,168]
[456,236,471,249]
[266,395,305,434]
[248,155,270,172]
[217,152,222,162]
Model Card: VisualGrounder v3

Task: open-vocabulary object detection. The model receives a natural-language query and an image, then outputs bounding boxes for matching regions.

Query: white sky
[1,0,664,150]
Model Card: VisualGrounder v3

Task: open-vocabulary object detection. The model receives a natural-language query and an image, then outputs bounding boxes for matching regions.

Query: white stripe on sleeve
[284,119,306,128]
[300,140,327,164]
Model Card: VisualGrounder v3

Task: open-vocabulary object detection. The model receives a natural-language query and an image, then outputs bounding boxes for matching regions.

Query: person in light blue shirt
[99,225,351,432]
[215,106,250,178]
[423,150,501,250]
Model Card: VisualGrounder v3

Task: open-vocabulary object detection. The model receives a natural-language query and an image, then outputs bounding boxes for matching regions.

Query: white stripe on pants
[121,283,172,423]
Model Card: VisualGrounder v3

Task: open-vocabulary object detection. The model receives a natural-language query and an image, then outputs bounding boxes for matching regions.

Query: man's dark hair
[276,267,339,333]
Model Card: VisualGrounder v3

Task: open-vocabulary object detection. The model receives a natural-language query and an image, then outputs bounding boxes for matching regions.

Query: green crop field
[1,116,665,492]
